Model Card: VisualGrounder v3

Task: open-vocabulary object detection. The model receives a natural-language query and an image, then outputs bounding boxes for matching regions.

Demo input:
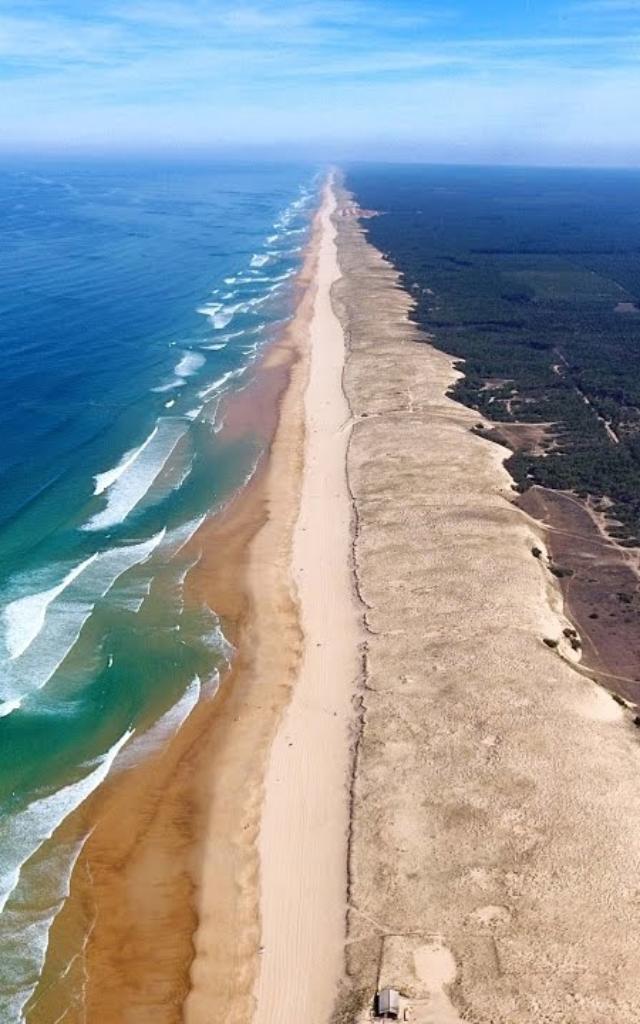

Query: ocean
[0,157,318,1019]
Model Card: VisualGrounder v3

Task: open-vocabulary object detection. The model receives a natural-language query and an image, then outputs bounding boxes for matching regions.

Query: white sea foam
[215,307,243,328]
[198,367,245,401]
[2,555,98,662]
[249,292,272,308]
[197,302,244,330]
[108,575,152,615]
[201,342,227,351]
[204,615,235,663]
[0,531,166,713]
[0,730,132,1022]
[0,835,86,1023]
[161,514,206,557]
[198,372,233,400]
[0,698,21,719]
[202,395,222,428]
[197,301,222,316]
[250,253,269,268]
[117,677,201,769]
[0,729,132,916]
[175,351,205,378]
[93,426,159,496]
[151,378,186,394]
[83,420,186,531]
[184,404,204,422]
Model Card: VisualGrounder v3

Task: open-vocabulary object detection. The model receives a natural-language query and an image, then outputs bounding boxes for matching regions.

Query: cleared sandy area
[253,182,361,1023]
[332,188,640,1023]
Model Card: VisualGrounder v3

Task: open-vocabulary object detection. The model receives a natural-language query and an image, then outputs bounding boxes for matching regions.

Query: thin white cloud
[572,0,640,10]
[1,0,640,161]
[0,13,127,64]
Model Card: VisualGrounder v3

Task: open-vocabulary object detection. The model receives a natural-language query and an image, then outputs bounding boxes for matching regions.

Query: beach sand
[25,192,314,1024]
[27,177,358,1024]
[252,182,361,1023]
[332,187,640,1023]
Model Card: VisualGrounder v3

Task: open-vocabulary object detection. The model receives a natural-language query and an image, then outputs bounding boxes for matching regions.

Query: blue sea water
[0,157,318,1019]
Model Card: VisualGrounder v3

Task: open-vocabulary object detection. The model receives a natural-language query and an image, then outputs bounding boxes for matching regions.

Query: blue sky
[2,0,640,163]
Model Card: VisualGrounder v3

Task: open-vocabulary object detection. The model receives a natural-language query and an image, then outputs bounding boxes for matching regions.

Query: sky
[2,0,640,163]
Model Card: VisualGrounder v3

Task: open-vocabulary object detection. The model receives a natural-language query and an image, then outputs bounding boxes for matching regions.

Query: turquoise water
[0,158,318,1018]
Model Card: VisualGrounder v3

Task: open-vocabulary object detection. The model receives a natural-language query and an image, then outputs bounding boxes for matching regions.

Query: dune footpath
[333,184,640,1023]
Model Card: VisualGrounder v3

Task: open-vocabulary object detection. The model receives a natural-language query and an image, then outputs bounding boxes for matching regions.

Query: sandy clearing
[253,180,361,1023]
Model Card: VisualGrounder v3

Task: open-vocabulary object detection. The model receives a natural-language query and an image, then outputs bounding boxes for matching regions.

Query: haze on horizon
[2,0,640,166]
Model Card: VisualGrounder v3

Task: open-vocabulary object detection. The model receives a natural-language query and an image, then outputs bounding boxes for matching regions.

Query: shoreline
[27,182,327,1023]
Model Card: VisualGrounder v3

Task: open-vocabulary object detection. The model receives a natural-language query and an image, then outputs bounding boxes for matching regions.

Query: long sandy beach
[253,182,361,1023]
[27,173,640,1024]
[32,177,360,1024]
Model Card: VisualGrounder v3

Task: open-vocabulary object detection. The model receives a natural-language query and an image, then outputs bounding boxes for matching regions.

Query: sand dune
[332,185,640,1023]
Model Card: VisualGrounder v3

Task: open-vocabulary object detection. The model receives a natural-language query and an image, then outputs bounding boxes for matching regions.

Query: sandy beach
[253,182,361,1023]
[27,177,359,1024]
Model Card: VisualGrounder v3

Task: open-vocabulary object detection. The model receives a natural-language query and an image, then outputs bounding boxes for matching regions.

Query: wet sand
[28,186,325,1024]
[333,188,640,1023]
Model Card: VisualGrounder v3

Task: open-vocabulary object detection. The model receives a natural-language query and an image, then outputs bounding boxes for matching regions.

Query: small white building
[376,987,400,1020]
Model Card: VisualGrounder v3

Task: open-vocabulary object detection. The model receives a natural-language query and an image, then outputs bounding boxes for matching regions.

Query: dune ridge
[332,184,640,1023]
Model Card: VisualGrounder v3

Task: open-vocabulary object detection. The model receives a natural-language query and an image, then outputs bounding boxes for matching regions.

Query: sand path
[253,181,360,1023]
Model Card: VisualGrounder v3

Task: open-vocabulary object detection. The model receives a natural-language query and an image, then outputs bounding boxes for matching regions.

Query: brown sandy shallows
[332,190,640,1023]
[27,186,329,1024]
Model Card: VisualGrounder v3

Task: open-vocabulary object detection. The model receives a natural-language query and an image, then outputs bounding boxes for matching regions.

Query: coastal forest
[349,164,640,544]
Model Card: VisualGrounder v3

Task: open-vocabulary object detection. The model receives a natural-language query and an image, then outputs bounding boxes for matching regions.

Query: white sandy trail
[253,180,360,1023]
